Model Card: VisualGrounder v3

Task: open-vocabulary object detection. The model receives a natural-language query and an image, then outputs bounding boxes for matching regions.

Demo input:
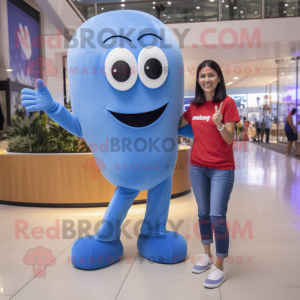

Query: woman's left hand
[212,102,223,128]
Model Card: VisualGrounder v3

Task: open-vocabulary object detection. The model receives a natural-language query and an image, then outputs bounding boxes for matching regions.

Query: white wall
[167,18,300,60]
[0,0,10,81]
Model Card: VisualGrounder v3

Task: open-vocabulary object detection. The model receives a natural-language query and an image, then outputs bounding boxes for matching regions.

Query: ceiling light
[153,1,156,3]
[167,16,170,18]
[153,7,155,9]
[196,6,200,9]
[226,5,229,7]
[255,11,257,13]
[101,7,104,10]
[163,14,166,16]
[226,82,232,85]
[285,3,288,6]
[284,11,286,13]
[234,6,237,9]
[190,19,193,21]
[6,69,13,72]
[121,4,125,7]
[234,77,238,79]
[167,1,171,4]
[210,0,215,2]
[240,11,243,13]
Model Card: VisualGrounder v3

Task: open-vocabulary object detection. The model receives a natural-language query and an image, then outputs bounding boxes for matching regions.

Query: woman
[178,60,240,289]
[284,108,299,156]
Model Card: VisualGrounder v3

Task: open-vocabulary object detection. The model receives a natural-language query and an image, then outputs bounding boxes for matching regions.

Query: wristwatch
[217,124,225,131]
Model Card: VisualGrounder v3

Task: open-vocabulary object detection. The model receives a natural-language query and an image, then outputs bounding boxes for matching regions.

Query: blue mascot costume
[22,10,193,270]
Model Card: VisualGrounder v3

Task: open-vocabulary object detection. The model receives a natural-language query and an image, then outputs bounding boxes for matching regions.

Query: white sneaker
[192,254,213,274]
[204,265,227,288]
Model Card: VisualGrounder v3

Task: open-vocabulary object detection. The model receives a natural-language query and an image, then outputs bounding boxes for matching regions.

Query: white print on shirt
[192,115,210,122]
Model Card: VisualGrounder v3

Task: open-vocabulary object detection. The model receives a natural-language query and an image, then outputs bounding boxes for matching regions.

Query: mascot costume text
[22,10,193,270]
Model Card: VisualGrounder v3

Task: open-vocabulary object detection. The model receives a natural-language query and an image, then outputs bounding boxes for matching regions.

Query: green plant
[77,138,90,152]
[47,121,78,153]
[5,114,50,153]
[0,130,5,143]
[65,99,72,110]
[3,114,90,153]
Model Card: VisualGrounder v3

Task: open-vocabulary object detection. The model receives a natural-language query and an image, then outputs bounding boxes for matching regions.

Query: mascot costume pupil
[21,10,193,270]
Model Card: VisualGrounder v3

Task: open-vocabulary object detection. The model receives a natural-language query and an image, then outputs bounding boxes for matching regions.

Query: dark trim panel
[0,81,35,126]
[0,189,191,208]
[8,0,40,22]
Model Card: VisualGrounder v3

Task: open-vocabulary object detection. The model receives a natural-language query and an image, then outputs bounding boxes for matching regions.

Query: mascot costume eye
[21,10,193,270]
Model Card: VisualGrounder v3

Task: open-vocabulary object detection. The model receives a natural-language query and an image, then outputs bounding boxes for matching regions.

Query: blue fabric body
[66,11,184,191]
[22,10,188,269]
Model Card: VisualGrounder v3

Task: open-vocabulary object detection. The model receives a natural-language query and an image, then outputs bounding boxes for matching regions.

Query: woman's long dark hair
[191,60,227,105]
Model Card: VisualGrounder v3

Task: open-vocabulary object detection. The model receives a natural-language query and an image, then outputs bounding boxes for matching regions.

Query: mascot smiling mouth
[108,103,168,127]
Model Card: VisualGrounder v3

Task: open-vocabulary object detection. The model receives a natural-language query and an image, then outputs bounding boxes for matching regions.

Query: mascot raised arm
[22,10,193,270]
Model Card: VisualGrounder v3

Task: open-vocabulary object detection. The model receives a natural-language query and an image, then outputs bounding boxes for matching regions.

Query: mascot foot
[137,231,187,264]
[71,235,123,270]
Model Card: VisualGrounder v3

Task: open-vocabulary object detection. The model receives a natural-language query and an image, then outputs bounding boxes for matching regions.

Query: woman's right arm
[178,115,189,128]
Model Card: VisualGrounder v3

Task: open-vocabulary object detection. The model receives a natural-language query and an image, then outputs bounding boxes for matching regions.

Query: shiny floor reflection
[0,142,300,300]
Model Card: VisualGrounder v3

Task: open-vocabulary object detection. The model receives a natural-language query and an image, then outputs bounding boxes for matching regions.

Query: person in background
[243,117,250,141]
[284,108,299,156]
[260,117,265,143]
[252,117,258,142]
[236,120,243,140]
[254,117,261,142]
[155,4,165,19]
[261,99,273,143]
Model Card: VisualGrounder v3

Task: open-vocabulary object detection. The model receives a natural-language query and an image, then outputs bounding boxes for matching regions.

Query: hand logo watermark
[83,157,106,178]
[24,56,58,87]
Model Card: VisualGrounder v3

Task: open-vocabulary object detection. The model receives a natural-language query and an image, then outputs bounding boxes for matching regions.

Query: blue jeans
[190,165,234,258]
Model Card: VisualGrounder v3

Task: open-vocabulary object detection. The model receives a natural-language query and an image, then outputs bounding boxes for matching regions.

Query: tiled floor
[1,142,300,299]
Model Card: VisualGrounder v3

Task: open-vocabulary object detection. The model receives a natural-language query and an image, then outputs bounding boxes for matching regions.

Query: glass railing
[72,0,219,23]
[265,0,300,18]
[71,0,300,22]
[221,0,262,20]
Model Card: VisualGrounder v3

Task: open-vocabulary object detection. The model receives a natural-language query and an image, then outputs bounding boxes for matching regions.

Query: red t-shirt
[183,96,240,170]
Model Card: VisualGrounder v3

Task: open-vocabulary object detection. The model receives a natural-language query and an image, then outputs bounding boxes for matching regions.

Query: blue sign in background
[7,0,40,87]
[184,97,194,111]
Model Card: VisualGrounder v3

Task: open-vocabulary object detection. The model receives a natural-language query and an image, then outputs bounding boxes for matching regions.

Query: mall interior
[0,0,300,299]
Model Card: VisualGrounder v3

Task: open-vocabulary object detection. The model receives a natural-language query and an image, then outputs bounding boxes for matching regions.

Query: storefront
[0,0,40,128]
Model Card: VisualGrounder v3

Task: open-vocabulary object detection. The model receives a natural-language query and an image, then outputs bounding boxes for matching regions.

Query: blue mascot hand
[178,124,194,139]
[21,79,56,112]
